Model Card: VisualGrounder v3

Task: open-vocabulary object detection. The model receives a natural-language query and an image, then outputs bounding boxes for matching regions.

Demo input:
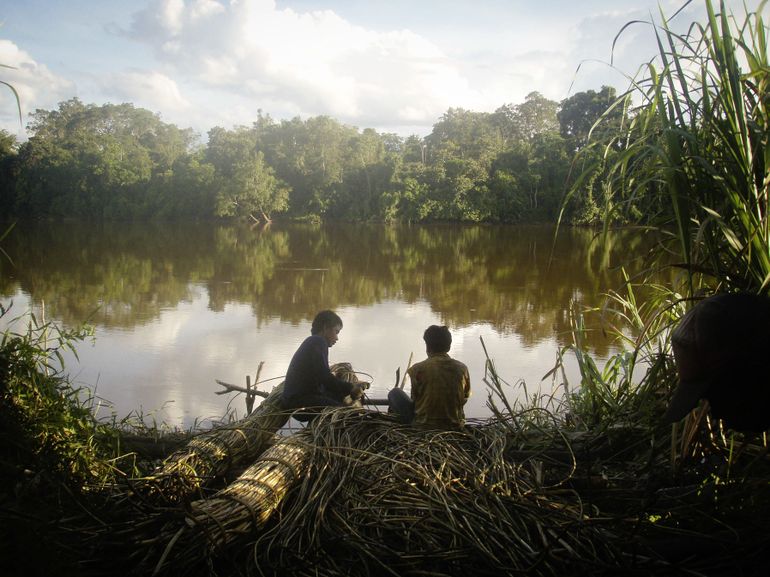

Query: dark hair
[423,325,452,353]
[311,310,343,335]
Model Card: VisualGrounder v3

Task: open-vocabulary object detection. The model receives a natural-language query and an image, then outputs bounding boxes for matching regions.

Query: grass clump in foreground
[0,306,192,575]
[1,294,769,577]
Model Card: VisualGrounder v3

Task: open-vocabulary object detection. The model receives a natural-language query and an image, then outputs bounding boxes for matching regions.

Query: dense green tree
[493,92,559,146]
[0,129,17,156]
[160,153,217,218]
[0,129,19,213]
[206,127,288,221]
[0,87,625,224]
[330,128,403,220]
[558,86,624,153]
[12,99,197,218]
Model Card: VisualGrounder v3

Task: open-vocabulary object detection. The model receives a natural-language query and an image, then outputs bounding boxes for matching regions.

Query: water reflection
[0,222,665,426]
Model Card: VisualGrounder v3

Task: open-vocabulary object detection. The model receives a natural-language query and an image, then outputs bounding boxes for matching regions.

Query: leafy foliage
[1,90,612,223]
[0,308,121,495]
[568,0,770,293]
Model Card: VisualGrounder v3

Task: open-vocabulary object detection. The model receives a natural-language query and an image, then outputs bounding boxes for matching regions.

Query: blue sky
[0,0,765,140]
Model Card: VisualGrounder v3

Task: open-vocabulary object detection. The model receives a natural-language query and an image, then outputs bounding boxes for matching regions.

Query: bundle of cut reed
[142,363,362,503]
[144,426,315,575]
[142,382,289,502]
[244,410,646,577]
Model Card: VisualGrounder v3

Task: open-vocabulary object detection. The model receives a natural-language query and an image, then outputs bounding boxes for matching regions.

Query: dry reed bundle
[140,427,315,576]
[142,383,289,502]
[244,410,649,577]
[60,404,770,577]
[141,364,365,503]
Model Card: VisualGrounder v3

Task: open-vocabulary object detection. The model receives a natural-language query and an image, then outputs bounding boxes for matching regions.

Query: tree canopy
[1,90,627,224]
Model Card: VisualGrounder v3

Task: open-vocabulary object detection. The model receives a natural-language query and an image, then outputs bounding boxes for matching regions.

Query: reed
[140,363,363,503]
[555,0,770,483]
[141,383,289,503]
[576,0,770,295]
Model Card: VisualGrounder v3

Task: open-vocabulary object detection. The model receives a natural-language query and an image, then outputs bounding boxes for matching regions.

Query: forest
[0,87,622,223]
[3,1,770,575]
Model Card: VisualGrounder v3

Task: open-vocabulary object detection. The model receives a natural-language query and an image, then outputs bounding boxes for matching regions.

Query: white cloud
[126,0,487,130]
[107,70,191,113]
[0,40,74,134]
[3,0,765,138]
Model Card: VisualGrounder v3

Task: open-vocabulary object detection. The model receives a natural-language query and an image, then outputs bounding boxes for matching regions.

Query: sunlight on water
[1,287,588,428]
[0,221,652,428]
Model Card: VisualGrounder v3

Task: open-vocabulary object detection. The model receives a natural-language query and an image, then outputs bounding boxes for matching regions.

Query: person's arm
[461,367,471,405]
[321,370,356,397]
[308,337,355,397]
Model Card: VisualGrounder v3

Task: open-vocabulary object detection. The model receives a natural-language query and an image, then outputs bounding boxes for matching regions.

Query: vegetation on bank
[0,88,619,223]
[1,0,770,575]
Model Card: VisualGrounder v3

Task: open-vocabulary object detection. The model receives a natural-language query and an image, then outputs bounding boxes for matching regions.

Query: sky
[0,0,765,141]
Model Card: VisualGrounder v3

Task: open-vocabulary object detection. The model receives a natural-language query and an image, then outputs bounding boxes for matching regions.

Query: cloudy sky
[0,0,764,140]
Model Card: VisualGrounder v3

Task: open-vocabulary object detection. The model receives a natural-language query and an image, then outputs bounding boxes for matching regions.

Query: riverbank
[2,323,769,576]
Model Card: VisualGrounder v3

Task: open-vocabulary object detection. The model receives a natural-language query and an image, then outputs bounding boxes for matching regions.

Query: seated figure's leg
[284,393,345,422]
[387,388,414,424]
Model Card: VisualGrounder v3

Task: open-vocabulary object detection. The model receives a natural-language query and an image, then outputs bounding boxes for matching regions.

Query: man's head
[311,310,343,347]
[423,325,452,354]
[665,292,770,432]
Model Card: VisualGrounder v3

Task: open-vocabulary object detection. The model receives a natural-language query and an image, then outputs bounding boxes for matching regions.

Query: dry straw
[141,383,290,502]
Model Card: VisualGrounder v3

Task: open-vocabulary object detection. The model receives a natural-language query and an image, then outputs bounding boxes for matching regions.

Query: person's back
[283,334,334,402]
[408,349,470,429]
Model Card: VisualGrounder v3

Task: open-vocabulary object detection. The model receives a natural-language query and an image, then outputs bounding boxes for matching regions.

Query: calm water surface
[0,221,661,427]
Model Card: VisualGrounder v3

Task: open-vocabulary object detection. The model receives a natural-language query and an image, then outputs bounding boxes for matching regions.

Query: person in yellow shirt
[388,325,471,429]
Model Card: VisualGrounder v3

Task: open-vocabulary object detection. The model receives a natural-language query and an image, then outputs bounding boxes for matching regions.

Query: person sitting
[664,292,770,432]
[388,325,471,430]
[282,310,363,421]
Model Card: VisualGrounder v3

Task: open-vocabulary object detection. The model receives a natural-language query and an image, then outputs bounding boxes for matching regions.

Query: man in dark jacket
[282,310,363,419]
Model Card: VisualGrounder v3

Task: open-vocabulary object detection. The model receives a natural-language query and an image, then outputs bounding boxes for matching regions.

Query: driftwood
[215,361,268,414]
[118,432,191,460]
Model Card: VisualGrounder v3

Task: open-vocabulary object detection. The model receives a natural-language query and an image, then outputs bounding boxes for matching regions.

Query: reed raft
[22,404,770,577]
[140,363,362,503]
[26,367,770,577]
[121,408,644,577]
[140,382,289,502]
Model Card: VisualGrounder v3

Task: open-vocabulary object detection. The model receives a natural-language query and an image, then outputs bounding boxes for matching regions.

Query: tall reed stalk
[573,0,770,295]
[555,0,770,464]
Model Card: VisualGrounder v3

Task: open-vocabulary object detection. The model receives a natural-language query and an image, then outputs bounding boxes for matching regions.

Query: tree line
[0,88,623,223]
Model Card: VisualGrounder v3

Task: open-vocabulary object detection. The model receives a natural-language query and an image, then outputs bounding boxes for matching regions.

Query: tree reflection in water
[0,221,671,427]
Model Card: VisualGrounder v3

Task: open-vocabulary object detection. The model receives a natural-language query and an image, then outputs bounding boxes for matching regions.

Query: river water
[0,221,663,427]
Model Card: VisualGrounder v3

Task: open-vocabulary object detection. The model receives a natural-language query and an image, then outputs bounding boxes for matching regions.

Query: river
[0,221,664,428]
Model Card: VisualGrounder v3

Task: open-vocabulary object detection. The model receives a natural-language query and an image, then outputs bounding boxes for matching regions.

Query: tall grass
[562,0,769,299]
[555,0,770,457]
[593,0,770,295]
[0,308,121,489]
